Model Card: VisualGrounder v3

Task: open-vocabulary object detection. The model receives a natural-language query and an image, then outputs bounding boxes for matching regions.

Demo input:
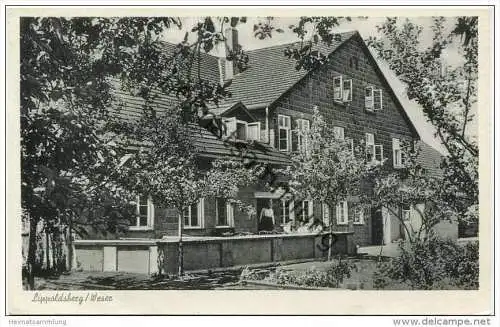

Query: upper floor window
[223,117,247,141]
[278,114,291,152]
[131,195,154,230]
[336,201,348,225]
[365,86,383,112]
[333,75,353,103]
[216,198,234,227]
[392,138,407,168]
[292,118,310,153]
[366,133,383,164]
[183,198,205,229]
[247,122,261,141]
[333,126,345,140]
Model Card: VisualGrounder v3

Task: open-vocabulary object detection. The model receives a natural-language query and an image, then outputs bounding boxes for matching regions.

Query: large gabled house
[112,29,452,247]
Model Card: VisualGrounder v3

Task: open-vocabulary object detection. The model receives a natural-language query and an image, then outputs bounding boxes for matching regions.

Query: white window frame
[183,198,205,229]
[130,195,154,230]
[278,114,291,152]
[366,133,375,162]
[353,206,365,225]
[215,198,234,228]
[292,118,310,153]
[223,117,248,141]
[247,122,261,141]
[333,75,343,101]
[333,126,345,140]
[342,79,353,102]
[374,144,384,163]
[365,86,374,111]
[393,138,404,168]
[322,203,330,227]
[280,199,295,225]
[297,200,314,221]
[336,201,349,225]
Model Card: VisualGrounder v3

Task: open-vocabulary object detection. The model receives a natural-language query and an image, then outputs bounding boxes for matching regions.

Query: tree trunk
[45,229,50,272]
[327,229,334,261]
[66,218,74,271]
[26,216,38,290]
[177,212,184,277]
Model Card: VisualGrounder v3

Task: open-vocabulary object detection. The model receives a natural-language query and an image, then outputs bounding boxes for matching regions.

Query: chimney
[224,27,239,80]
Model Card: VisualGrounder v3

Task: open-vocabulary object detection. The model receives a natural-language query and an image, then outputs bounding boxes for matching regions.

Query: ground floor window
[131,195,154,230]
[336,201,348,225]
[353,205,366,225]
[279,199,294,225]
[184,198,204,228]
[296,200,313,222]
[216,198,234,227]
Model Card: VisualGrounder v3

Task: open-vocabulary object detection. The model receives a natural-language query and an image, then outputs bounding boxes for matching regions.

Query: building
[107,29,452,247]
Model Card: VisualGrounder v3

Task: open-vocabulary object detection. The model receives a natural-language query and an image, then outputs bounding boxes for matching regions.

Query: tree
[366,17,478,227]
[282,108,369,260]
[20,16,254,287]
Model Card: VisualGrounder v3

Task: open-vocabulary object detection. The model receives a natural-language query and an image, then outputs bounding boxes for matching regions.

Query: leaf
[276,28,284,33]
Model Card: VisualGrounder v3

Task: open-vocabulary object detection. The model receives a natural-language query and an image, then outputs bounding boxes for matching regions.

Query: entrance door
[371,207,384,245]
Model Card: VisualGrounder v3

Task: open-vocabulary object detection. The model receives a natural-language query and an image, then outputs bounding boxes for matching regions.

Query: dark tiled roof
[225,31,358,108]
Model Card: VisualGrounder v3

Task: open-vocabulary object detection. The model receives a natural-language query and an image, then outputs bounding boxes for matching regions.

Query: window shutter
[336,203,341,224]
[308,200,314,218]
[365,133,375,162]
[374,89,383,111]
[365,86,374,111]
[223,117,237,138]
[333,76,343,100]
[227,202,234,227]
[334,126,345,140]
[247,122,260,141]
[342,79,352,102]
[322,203,330,226]
[392,138,400,167]
[347,138,354,154]
[375,144,384,162]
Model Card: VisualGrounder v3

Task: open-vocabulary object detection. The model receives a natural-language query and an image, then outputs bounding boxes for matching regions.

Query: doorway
[371,207,384,245]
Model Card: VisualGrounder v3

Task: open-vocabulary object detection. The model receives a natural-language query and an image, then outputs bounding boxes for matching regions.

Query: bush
[267,259,355,288]
[373,237,479,290]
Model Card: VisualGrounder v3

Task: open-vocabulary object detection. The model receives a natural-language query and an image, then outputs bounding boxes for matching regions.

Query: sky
[161,17,475,153]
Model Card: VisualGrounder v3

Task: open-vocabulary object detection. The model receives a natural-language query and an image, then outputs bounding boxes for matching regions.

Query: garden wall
[74,232,354,275]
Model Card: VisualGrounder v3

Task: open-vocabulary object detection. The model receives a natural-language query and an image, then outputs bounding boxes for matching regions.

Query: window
[279,199,294,225]
[366,133,383,164]
[365,87,383,112]
[392,138,406,168]
[346,138,354,154]
[336,201,348,225]
[223,117,249,141]
[247,122,261,141]
[296,200,313,221]
[333,126,345,140]
[401,204,411,221]
[278,115,291,151]
[333,76,343,100]
[365,133,375,162]
[353,206,365,225]
[322,203,330,227]
[292,119,310,152]
[183,198,204,228]
[131,196,154,229]
[334,75,353,103]
[216,198,234,227]
[342,79,353,102]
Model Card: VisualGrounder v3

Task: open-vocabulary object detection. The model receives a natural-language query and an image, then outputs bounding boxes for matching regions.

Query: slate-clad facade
[108,30,450,246]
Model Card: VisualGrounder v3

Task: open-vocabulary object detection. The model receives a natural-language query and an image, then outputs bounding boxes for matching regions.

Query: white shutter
[375,144,384,163]
[226,202,234,227]
[333,76,343,100]
[342,79,352,102]
[347,138,354,154]
[223,117,236,137]
[247,122,260,141]
[322,203,330,226]
[334,126,345,140]
[392,138,401,167]
[308,200,314,218]
[365,86,374,111]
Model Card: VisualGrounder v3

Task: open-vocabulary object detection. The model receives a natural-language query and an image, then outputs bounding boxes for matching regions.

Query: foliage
[282,107,370,224]
[366,17,478,225]
[267,260,355,288]
[373,237,479,290]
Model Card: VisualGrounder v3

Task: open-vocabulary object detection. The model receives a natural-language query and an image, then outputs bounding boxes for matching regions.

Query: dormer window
[223,117,260,142]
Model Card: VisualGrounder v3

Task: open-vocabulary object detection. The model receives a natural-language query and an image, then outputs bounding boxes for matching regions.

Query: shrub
[373,237,479,290]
